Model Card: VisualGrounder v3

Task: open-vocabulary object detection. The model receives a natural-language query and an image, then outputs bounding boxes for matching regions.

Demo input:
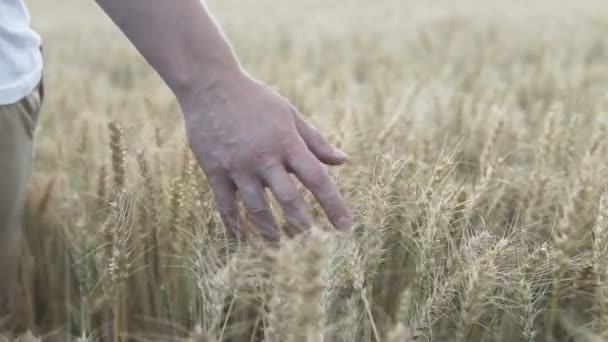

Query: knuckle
[225,154,246,171]
[238,186,257,202]
[248,206,268,215]
[238,188,268,214]
[243,193,266,214]
[279,136,294,149]
[277,129,302,151]
[284,143,304,160]
[280,189,301,208]
[327,202,346,220]
[247,146,278,171]
[308,125,323,145]
[253,146,271,163]
[307,167,328,190]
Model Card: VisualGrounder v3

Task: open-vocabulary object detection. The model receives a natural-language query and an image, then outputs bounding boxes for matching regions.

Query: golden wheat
[4,0,608,341]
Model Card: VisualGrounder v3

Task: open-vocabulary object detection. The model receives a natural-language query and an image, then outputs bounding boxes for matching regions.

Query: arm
[95,0,352,239]
[95,0,240,98]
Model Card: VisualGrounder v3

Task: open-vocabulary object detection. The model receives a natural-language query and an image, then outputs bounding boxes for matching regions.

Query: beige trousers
[0,83,42,327]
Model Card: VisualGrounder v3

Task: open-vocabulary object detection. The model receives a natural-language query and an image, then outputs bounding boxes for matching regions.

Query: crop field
[5,0,608,341]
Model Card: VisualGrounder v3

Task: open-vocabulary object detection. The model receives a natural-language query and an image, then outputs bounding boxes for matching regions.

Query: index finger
[286,148,352,231]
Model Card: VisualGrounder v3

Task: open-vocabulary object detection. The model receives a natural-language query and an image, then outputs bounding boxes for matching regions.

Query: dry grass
[4,0,608,340]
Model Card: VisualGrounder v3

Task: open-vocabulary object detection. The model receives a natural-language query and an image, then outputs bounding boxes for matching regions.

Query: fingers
[261,166,315,236]
[287,148,352,231]
[233,175,279,241]
[292,109,348,166]
[208,175,240,240]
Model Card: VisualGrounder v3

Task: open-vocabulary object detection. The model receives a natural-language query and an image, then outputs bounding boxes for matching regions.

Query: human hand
[178,71,352,240]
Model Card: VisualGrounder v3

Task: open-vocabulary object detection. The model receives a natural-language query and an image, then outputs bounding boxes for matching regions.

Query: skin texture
[95,0,352,239]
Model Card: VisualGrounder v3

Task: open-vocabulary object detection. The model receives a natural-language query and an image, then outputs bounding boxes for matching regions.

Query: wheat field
[4,0,608,341]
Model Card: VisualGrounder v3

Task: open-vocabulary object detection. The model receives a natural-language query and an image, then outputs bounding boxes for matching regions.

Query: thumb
[292,109,348,166]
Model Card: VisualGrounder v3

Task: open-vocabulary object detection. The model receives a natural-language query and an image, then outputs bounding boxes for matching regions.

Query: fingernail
[334,148,348,160]
[337,216,352,231]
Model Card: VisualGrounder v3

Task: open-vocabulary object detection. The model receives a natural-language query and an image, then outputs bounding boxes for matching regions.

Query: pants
[0,82,42,327]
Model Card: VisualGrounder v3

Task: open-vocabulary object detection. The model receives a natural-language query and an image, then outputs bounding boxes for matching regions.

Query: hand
[178,71,352,240]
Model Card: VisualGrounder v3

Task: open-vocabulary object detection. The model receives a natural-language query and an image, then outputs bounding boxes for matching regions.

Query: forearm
[95,0,243,98]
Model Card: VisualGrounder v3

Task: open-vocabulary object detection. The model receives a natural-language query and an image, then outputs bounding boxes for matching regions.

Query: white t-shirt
[0,0,43,105]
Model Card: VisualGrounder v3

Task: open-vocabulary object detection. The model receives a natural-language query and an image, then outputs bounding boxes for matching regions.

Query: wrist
[176,64,252,118]
[174,58,243,97]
